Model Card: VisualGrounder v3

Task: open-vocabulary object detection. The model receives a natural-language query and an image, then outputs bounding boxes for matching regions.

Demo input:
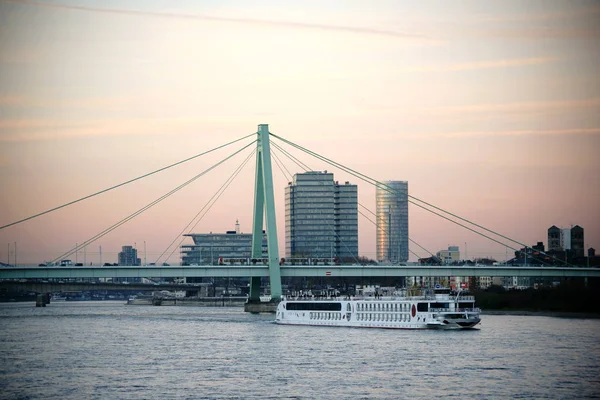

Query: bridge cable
[270,145,362,265]
[270,134,525,250]
[0,133,256,231]
[359,203,436,259]
[49,140,257,265]
[270,133,568,267]
[358,209,421,260]
[156,148,257,265]
[270,148,293,182]
[273,140,434,262]
[271,141,311,173]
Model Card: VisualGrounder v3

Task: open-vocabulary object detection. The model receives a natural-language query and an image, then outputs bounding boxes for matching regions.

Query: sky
[0,0,599,265]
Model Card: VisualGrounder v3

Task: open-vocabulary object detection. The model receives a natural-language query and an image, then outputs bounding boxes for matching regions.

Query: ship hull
[275,295,481,330]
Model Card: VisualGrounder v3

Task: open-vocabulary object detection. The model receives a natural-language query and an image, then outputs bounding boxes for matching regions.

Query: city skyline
[0,0,598,264]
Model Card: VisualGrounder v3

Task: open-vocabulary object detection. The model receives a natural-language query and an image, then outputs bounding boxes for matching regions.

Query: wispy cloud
[472,27,600,40]
[438,128,600,138]
[368,98,600,125]
[435,98,600,115]
[409,56,557,72]
[0,94,142,112]
[475,4,600,24]
[0,95,26,106]
[0,117,215,142]
[2,0,431,42]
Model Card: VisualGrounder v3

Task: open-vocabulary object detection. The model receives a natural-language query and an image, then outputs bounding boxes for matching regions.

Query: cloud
[2,0,431,42]
[475,4,600,24]
[0,94,143,112]
[368,98,600,126]
[435,98,600,115]
[438,128,600,138]
[0,117,225,142]
[410,56,557,72]
[0,95,26,106]
[472,27,600,40]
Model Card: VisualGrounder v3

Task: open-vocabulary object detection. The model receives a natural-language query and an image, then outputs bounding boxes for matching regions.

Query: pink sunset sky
[0,0,599,265]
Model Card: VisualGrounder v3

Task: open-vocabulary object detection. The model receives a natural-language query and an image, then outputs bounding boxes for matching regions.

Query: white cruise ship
[275,288,481,330]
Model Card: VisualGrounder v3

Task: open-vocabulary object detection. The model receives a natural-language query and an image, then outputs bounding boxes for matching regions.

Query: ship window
[287,302,342,311]
[347,303,351,312]
[417,303,428,312]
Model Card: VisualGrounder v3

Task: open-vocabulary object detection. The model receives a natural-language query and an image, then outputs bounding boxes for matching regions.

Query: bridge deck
[1,265,598,279]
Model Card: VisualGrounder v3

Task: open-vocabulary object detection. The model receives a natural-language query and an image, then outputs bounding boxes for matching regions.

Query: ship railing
[354,295,426,301]
[453,295,475,301]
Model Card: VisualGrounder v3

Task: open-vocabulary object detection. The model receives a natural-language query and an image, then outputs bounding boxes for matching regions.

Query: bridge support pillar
[248,124,282,305]
[36,293,50,307]
[248,276,261,302]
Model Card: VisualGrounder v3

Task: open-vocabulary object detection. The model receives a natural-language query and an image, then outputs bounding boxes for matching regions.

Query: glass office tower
[376,181,408,262]
[285,171,358,259]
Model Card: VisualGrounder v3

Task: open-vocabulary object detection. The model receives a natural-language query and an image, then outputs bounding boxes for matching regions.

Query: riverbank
[482,310,600,319]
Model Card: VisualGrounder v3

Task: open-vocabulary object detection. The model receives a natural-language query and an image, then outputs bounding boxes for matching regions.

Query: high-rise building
[118,245,141,266]
[376,181,408,263]
[571,225,584,258]
[547,225,584,257]
[548,225,561,251]
[285,171,358,259]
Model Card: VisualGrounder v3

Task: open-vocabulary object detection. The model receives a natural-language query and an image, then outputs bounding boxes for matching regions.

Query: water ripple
[0,302,599,399]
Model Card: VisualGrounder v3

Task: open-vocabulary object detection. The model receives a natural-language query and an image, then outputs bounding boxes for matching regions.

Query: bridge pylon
[248,124,282,302]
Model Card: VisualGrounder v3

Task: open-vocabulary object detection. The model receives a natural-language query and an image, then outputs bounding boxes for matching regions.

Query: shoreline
[482,310,600,319]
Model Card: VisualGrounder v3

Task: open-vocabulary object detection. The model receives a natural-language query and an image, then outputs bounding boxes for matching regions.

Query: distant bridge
[1,265,599,280]
[0,280,210,293]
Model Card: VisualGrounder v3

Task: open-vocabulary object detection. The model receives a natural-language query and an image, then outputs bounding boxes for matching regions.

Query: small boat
[275,288,481,330]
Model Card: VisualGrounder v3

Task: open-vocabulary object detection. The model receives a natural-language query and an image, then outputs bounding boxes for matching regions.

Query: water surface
[1,302,599,399]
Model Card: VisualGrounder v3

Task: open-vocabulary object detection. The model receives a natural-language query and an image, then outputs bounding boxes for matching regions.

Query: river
[0,302,598,399]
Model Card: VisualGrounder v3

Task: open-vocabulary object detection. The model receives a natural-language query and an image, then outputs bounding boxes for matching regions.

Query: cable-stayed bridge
[1,124,596,302]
